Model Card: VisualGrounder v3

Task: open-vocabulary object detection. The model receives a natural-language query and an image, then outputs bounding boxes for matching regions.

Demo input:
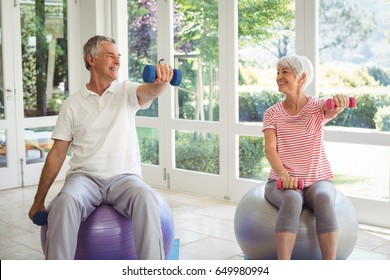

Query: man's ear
[86,53,94,68]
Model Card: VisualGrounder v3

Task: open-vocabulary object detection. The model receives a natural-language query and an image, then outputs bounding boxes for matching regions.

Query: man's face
[90,41,121,82]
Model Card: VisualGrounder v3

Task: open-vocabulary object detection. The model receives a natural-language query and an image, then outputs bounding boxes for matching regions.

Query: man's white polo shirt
[52,80,150,179]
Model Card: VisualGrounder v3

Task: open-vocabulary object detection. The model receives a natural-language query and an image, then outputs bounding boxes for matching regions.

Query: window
[237,0,295,180]
[127,0,158,118]
[20,0,68,117]
[174,0,220,122]
[319,0,390,200]
[24,126,54,165]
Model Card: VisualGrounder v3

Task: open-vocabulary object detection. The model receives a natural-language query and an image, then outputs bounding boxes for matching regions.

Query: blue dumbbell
[33,210,48,226]
[142,65,182,86]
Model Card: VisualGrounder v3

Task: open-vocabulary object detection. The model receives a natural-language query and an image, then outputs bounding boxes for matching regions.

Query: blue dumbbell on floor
[143,65,182,86]
[33,210,48,226]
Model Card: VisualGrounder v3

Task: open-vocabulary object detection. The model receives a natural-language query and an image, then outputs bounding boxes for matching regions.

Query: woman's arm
[323,94,349,119]
[264,129,300,189]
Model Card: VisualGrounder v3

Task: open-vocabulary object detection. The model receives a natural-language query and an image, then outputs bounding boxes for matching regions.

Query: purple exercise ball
[41,192,174,260]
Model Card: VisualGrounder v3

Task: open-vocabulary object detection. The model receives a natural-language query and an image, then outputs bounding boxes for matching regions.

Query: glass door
[0,0,70,189]
[127,0,228,198]
[18,0,70,186]
[0,0,19,190]
[165,0,229,198]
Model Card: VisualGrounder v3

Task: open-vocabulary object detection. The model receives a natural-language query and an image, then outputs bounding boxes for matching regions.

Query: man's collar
[81,81,119,99]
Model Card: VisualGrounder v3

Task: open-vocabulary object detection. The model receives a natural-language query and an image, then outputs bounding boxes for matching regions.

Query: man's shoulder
[110,80,140,94]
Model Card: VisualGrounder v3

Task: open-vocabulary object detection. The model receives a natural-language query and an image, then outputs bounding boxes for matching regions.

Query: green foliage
[238,90,390,131]
[175,0,219,64]
[139,138,159,165]
[374,106,390,132]
[21,1,68,114]
[175,132,219,174]
[21,4,38,111]
[182,102,195,119]
[127,0,157,80]
[47,93,66,112]
[367,66,390,86]
[239,90,284,122]
[324,94,386,128]
[239,136,265,179]
[137,127,159,165]
[320,64,379,87]
[238,0,293,46]
[239,65,260,85]
[139,131,267,179]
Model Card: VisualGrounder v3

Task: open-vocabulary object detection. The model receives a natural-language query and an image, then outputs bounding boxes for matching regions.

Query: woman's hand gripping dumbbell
[276,178,304,190]
[143,64,182,86]
[326,96,356,110]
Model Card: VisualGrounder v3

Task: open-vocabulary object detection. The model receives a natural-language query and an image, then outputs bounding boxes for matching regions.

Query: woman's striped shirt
[262,96,334,187]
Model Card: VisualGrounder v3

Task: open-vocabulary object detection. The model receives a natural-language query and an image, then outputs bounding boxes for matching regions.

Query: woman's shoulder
[307,96,326,107]
[264,101,284,117]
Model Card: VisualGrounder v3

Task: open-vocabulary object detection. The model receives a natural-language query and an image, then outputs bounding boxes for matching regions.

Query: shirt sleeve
[126,82,154,111]
[51,100,73,142]
[262,107,276,132]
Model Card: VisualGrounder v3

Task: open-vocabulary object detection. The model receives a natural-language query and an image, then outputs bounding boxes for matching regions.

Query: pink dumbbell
[276,178,304,190]
[326,97,356,110]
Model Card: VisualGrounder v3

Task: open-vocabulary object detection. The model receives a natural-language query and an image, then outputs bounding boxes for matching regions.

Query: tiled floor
[0,181,390,260]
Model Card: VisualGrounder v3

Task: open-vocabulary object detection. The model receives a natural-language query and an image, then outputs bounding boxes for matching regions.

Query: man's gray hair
[83,35,116,70]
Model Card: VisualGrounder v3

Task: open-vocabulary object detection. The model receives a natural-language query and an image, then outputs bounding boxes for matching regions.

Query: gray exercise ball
[234,182,358,260]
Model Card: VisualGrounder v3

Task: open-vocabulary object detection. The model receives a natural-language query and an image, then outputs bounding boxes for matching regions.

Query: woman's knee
[313,191,335,208]
[282,190,304,206]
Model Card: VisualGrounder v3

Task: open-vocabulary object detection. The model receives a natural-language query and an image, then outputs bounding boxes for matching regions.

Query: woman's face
[276,66,300,94]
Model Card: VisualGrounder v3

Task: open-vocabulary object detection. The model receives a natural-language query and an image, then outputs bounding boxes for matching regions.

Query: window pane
[238,0,295,124]
[174,0,220,121]
[325,142,389,201]
[239,135,269,180]
[137,127,159,165]
[0,130,6,168]
[127,0,158,118]
[175,130,219,174]
[21,0,68,117]
[319,0,390,201]
[319,0,390,131]
[25,127,54,164]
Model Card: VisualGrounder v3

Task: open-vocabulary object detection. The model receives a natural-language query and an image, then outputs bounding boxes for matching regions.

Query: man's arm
[136,63,174,107]
[28,139,71,221]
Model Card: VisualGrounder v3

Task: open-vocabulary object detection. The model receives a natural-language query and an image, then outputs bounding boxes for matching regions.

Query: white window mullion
[157,0,174,188]
[295,0,319,97]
